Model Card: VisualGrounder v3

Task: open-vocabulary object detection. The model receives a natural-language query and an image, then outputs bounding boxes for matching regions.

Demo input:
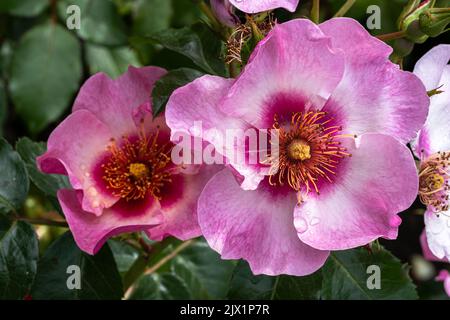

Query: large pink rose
[38,67,219,254]
[166,18,429,275]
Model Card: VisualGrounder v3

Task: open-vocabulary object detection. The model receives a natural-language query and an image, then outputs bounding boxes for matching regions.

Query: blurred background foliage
[0,0,449,300]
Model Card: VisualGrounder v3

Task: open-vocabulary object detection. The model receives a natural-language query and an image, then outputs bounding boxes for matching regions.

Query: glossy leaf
[152,68,204,116]
[148,23,227,76]
[321,246,418,300]
[85,44,141,79]
[58,0,127,46]
[109,239,140,276]
[0,215,38,299]
[0,0,48,17]
[16,137,69,198]
[31,232,123,300]
[228,261,323,300]
[170,240,235,299]
[9,23,82,134]
[0,138,29,211]
[129,273,191,300]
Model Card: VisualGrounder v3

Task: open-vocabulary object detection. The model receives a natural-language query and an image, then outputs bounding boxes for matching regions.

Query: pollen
[288,139,311,161]
[129,163,149,179]
[266,110,352,196]
[419,151,450,213]
[101,124,173,202]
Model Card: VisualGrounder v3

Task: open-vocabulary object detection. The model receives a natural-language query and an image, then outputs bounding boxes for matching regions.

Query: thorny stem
[376,30,406,41]
[334,0,357,18]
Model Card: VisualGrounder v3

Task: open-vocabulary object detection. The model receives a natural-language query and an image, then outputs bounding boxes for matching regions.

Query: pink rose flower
[412,44,450,261]
[166,18,429,275]
[211,0,299,27]
[420,232,450,297]
[37,67,219,254]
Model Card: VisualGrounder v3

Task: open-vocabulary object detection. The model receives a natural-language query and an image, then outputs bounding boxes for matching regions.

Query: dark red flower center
[267,110,352,198]
[101,126,172,202]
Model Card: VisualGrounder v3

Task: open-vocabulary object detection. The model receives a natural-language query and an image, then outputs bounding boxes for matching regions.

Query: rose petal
[424,209,450,261]
[73,66,166,137]
[220,19,345,129]
[166,75,266,190]
[58,189,163,255]
[211,0,239,27]
[229,0,299,13]
[420,231,448,262]
[413,47,450,157]
[198,169,329,276]
[294,133,418,250]
[146,164,222,241]
[37,110,118,215]
[320,18,429,144]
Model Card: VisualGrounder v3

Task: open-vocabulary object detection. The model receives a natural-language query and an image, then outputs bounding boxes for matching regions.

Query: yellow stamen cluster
[419,151,450,212]
[267,111,352,196]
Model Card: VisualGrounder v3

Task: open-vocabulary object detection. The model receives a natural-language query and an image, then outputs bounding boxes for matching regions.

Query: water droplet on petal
[88,187,98,197]
[294,216,308,234]
[310,217,320,226]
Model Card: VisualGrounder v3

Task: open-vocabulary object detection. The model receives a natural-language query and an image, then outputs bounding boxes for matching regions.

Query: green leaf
[31,232,123,300]
[170,240,235,299]
[0,81,6,137]
[9,23,82,134]
[85,44,141,79]
[0,138,29,211]
[15,137,70,198]
[321,246,418,300]
[0,0,48,17]
[129,273,191,300]
[132,0,173,35]
[152,68,204,117]
[148,23,227,76]
[108,239,139,276]
[58,0,127,46]
[228,261,323,300]
[172,0,203,28]
[0,215,38,299]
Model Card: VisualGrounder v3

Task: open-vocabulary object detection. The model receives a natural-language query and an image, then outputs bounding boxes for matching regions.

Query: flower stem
[311,0,320,24]
[123,239,194,298]
[228,61,240,78]
[376,30,406,41]
[122,253,149,292]
[17,217,68,228]
[431,8,450,14]
[334,0,357,18]
[144,239,194,275]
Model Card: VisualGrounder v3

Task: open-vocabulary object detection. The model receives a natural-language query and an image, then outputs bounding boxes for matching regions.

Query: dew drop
[88,187,98,197]
[294,216,308,234]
